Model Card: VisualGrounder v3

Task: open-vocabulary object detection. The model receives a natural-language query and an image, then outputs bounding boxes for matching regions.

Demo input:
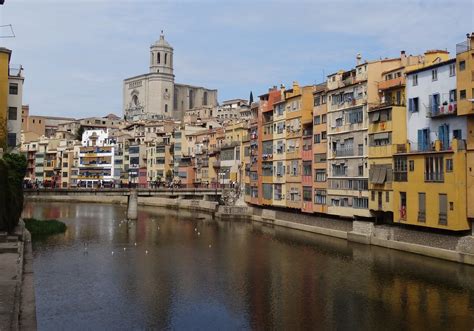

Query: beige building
[123,33,218,121]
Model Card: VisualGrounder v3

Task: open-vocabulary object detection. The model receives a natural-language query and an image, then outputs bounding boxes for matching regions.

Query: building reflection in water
[23,202,474,330]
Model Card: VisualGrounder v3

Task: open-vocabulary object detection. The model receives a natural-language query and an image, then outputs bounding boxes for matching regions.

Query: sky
[0,0,473,118]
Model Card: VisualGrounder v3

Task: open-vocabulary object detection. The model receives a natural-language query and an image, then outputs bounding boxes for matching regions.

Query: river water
[23,201,474,330]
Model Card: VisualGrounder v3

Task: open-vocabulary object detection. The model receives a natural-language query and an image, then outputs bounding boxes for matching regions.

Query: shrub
[24,218,67,237]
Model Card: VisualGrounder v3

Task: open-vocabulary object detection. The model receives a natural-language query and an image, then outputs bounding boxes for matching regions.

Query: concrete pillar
[127,190,138,220]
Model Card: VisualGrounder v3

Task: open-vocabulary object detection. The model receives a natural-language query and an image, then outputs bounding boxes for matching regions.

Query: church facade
[123,33,218,121]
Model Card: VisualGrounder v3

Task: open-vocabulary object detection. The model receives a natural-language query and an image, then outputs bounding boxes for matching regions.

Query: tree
[165,169,173,182]
[75,126,85,141]
[0,153,26,232]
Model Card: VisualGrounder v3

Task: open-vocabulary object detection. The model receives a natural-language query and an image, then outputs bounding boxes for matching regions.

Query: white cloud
[0,0,471,117]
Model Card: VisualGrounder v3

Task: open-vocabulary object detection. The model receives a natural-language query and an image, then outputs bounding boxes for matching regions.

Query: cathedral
[123,33,218,121]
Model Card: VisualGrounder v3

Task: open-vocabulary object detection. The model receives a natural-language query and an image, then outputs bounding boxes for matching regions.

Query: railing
[394,171,407,182]
[425,172,444,182]
[427,102,457,117]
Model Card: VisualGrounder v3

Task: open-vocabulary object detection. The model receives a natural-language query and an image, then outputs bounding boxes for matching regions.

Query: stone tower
[150,31,174,76]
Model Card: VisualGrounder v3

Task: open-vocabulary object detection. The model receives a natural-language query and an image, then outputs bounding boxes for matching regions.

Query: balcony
[377,76,405,91]
[212,161,221,168]
[427,102,457,118]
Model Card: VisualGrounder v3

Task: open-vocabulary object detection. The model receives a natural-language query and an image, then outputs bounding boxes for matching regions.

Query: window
[314,153,326,163]
[332,163,346,176]
[418,193,426,222]
[446,159,453,172]
[412,74,418,86]
[408,97,419,112]
[321,114,327,123]
[358,165,364,176]
[263,184,273,200]
[165,104,168,113]
[460,90,466,99]
[453,129,462,140]
[303,187,312,202]
[432,69,438,81]
[449,63,456,76]
[314,115,321,125]
[315,169,326,182]
[314,134,321,144]
[371,190,375,201]
[157,52,161,64]
[7,133,16,147]
[354,197,368,209]
[439,194,448,225]
[409,160,414,171]
[62,172,68,178]
[394,156,407,181]
[425,156,444,182]
[8,107,17,120]
[449,89,457,102]
[417,128,430,151]
[386,191,389,203]
[314,96,321,106]
[459,60,466,71]
[321,131,327,140]
[303,161,312,176]
[314,190,326,205]
[9,83,18,95]
[347,107,363,124]
[203,92,208,106]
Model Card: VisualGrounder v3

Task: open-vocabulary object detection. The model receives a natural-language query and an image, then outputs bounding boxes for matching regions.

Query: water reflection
[23,202,474,330]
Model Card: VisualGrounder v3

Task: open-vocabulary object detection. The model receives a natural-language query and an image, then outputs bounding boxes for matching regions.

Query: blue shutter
[417,129,422,151]
[438,125,444,150]
[425,128,430,151]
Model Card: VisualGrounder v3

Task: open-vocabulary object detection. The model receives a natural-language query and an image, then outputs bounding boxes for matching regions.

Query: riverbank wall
[25,194,474,266]
[0,221,37,330]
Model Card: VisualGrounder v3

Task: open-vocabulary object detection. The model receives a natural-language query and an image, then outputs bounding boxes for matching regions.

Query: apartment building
[393,56,470,231]
[312,84,328,214]
[456,33,474,225]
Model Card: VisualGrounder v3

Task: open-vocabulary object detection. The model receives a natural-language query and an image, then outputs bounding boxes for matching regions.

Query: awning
[373,132,389,140]
[371,112,380,122]
[370,167,381,184]
[377,167,387,184]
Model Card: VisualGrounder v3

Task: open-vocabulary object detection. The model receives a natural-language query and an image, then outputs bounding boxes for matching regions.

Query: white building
[406,58,466,151]
[216,99,249,122]
[7,66,24,149]
[78,129,116,187]
[123,32,218,122]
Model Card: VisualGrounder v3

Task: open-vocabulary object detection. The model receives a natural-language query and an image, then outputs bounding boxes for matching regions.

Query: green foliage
[75,126,85,141]
[0,153,27,232]
[24,218,67,237]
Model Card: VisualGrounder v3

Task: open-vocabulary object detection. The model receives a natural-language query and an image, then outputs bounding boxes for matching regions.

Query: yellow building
[456,33,474,225]
[392,53,470,231]
[0,48,11,150]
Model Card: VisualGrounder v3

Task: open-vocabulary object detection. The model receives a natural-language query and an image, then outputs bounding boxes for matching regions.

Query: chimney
[356,53,362,65]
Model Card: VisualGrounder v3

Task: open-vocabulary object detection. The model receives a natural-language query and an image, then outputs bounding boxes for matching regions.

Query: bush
[24,218,67,237]
[0,153,26,232]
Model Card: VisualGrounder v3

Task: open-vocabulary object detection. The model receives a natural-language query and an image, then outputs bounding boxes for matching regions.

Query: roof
[406,58,456,75]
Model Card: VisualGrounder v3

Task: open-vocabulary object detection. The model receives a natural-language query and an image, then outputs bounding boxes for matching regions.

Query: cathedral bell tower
[150,31,174,76]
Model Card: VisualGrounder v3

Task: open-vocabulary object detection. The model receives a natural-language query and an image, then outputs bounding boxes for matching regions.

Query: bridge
[24,188,223,199]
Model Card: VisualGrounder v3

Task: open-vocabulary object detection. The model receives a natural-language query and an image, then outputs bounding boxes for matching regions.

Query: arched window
[165,104,168,113]
[157,52,161,64]
[165,53,167,64]
[132,95,139,106]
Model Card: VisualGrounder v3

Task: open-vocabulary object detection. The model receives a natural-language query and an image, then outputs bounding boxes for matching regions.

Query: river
[23,201,474,330]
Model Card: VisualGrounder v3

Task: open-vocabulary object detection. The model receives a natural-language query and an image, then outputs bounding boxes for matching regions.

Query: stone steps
[0,243,19,254]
